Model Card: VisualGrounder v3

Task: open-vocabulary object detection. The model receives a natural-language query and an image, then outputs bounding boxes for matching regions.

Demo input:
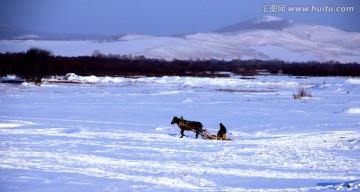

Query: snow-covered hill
[138,16,360,62]
[0,16,359,62]
[215,15,295,32]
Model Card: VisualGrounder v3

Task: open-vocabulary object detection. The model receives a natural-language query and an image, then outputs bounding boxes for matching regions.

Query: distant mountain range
[0,24,124,41]
[1,16,359,63]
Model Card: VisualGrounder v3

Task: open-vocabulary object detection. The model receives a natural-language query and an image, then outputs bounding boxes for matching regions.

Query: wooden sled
[200,129,233,141]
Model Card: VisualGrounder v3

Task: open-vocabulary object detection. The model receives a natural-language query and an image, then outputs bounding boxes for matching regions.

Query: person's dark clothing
[217,123,227,137]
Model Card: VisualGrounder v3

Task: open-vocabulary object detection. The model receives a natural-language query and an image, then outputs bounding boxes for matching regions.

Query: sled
[200,129,233,141]
[204,136,233,141]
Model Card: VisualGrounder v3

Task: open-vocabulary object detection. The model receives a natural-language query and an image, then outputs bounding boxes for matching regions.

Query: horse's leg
[180,129,184,138]
[195,128,203,139]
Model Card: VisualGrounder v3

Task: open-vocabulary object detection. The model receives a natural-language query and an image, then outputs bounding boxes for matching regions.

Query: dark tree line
[1,48,359,82]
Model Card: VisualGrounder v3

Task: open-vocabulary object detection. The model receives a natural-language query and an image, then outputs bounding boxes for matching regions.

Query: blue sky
[0,0,359,35]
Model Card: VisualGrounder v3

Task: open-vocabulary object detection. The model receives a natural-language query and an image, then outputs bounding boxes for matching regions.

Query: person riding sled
[217,123,227,139]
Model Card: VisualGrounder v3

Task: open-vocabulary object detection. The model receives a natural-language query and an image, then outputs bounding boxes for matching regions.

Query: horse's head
[171,116,180,124]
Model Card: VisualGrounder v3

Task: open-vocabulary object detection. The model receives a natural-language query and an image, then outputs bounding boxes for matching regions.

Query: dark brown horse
[171,116,203,138]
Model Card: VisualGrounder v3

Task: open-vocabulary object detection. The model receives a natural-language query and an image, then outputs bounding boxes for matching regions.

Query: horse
[171,116,203,139]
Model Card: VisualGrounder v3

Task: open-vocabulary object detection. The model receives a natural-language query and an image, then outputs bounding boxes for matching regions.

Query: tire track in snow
[0,115,156,127]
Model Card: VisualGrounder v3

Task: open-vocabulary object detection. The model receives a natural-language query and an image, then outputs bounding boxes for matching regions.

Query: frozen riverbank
[1,75,359,191]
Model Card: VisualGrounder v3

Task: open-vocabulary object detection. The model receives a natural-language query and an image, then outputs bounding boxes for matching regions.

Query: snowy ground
[1,74,360,191]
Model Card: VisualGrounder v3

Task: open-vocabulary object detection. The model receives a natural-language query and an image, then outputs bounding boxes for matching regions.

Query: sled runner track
[0,115,155,126]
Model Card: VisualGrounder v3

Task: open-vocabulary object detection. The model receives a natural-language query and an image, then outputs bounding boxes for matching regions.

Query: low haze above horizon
[0,0,359,36]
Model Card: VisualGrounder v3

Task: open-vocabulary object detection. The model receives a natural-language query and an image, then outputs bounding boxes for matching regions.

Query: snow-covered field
[1,74,360,191]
